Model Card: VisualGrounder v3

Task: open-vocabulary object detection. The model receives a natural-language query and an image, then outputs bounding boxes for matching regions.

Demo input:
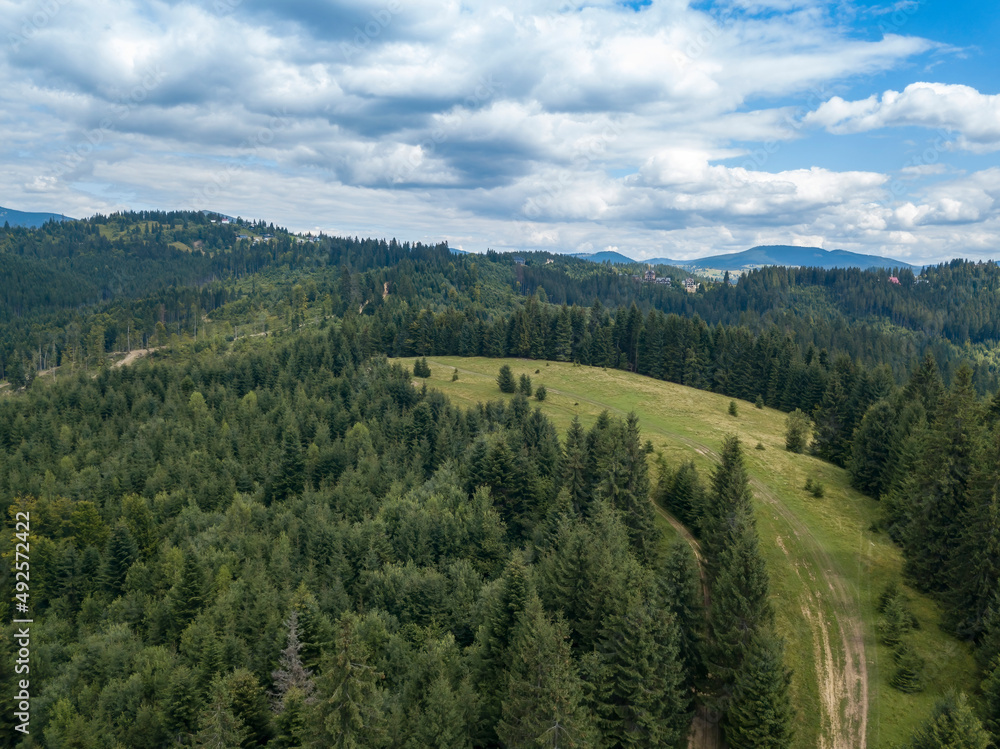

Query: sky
[1,0,998,264]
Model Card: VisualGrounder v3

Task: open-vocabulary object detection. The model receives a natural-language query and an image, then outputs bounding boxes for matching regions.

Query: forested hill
[1,213,999,747]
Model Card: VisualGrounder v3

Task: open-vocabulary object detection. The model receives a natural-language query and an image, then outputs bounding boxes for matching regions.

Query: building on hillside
[644,268,656,282]
[684,278,698,293]
[656,276,671,286]
[889,276,900,285]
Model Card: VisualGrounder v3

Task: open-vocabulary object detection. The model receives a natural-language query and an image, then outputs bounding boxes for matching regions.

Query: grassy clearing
[397,356,977,749]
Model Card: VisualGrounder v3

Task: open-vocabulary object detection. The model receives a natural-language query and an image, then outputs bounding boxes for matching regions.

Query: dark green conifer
[908,692,990,749]
[724,631,794,749]
[497,365,516,393]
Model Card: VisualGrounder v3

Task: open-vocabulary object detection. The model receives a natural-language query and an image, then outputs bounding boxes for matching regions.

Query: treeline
[1,326,765,747]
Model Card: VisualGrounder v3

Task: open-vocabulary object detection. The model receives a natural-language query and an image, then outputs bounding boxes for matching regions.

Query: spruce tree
[849,399,897,499]
[907,692,990,749]
[310,613,387,749]
[708,507,773,685]
[271,610,315,710]
[904,364,985,594]
[784,409,810,454]
[702,435,754,577]
[659,539,706,691]
[173,551,206,627]
[498,365,516,393]
[561,417,590,515]
[981,656,1000,738]
[102,523,138,596]
[889,641,924,694]
[497,597,597,749]
[519,373,533,397]
[193,676,250,749]
[594,595,688,748]
[724,631,794,749]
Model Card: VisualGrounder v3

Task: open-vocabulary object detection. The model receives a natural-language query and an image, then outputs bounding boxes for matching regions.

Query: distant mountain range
[0,205,74,228]
[573,245,916,272]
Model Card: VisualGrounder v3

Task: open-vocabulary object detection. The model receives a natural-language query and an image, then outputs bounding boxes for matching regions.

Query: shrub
[535,384,547,401]
[728,400,738,417]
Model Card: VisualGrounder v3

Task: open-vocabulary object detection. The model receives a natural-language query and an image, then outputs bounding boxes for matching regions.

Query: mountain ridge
[0,204,74,228]
[574,244,916,271]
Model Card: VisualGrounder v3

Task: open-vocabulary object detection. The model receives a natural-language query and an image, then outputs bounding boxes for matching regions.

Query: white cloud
[806,82,1000,152]
[0,0,996,264]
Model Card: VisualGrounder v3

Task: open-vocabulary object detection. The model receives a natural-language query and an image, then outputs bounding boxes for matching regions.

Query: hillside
[0,204,74,228]
[400,355,977,749]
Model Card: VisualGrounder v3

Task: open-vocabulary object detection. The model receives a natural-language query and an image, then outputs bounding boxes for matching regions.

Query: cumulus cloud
[0,0,996,263]
[806,82,1000,152]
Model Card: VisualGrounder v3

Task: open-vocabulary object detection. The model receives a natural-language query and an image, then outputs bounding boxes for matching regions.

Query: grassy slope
[399,356,976,749]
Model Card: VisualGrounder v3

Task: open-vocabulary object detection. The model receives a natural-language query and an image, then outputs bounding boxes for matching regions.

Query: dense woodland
[1,213,999,747]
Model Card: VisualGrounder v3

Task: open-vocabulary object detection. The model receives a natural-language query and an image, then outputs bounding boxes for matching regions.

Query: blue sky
[1,0,998,263]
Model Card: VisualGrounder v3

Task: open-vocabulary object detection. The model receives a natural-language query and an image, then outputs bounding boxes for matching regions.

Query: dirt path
[112,348,157,368]
[426,359,869,749]
[681,437,869,749]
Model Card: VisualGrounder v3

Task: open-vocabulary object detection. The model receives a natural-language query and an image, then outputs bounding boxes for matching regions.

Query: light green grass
[398,356,977,749]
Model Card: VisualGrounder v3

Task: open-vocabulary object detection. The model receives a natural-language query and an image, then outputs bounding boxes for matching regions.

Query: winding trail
[429,359,869,749]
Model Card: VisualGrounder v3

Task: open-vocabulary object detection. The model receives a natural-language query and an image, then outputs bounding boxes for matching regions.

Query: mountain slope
[678,245,916,271]
[405,355,977,749]
[0,205,74,227]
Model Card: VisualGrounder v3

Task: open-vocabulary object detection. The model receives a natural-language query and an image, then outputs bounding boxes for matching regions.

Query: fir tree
[849,399,897,499]
[535,384,547,401]
[724,631,794,749]
[173,550,206,627]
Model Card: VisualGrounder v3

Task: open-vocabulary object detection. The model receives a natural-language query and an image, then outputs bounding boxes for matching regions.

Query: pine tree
[877,593,913,647]
[497,597,597,749]
[498,365,517,393]
[271,425,305,503]
[907,692,990,749]
[724,631,794,749]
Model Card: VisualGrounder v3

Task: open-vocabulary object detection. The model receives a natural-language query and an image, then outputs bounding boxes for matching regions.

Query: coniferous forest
[1,212,999,748]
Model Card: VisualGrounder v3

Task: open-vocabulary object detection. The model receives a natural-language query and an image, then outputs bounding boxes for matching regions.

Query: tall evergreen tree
[310,613,387,749]
[724,631,794,749]
[497,596,597,749]
[702,435,754,577]
[907,692,990,749]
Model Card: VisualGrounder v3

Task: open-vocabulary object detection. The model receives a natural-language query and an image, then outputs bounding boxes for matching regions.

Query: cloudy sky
[1,0,998,263]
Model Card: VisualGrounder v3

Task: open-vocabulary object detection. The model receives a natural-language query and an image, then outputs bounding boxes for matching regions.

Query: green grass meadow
[397,356,977,749]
